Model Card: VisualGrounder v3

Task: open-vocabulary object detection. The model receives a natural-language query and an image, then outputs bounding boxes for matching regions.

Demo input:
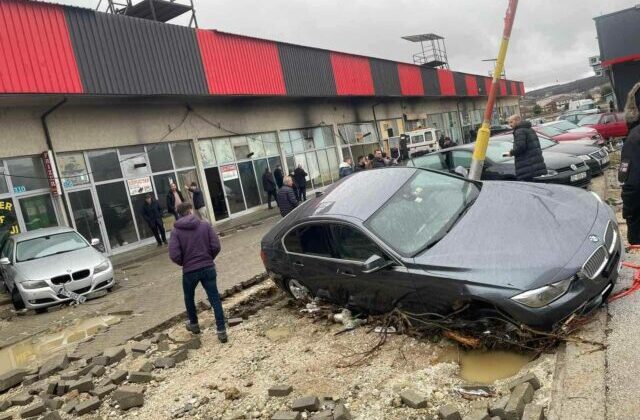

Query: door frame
[64,186,109,254]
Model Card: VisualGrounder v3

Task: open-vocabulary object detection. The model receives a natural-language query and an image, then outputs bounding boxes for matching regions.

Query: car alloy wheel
[287,279,311,301]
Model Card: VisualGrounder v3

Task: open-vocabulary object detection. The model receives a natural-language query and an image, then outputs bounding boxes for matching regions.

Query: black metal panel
[420,67,441,96]
[506,79,514,95]
[369,59,401,96]
[476,75,487,96]
[595,8,640,61]
[612,61,640,110]
[65,7,207,95]
[452,72,467,97]
[277,43,336,96]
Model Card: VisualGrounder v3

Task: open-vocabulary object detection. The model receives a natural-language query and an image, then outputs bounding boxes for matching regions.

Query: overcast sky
[59,0,637,90]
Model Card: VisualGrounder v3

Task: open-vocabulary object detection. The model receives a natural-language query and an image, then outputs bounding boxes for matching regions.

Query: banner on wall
[220,164,238,181]
[42,151,62,196]
[0,199,19,236]
[127,177,153,196]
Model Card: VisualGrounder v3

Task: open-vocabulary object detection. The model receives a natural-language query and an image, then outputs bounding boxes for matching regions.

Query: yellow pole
[469,0,519,180]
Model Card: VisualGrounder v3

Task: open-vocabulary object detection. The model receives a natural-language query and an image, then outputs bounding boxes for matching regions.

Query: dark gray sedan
[261,168,622,330]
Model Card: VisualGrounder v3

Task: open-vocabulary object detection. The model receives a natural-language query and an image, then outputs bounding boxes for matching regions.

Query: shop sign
[0,199,19,235]
[220,164,238,181]
[42,151,61,196]
[12,185,26,193]
[127,177,153,196]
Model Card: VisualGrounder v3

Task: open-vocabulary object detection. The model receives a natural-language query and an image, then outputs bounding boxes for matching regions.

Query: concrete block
[41,411,63,420]
[271,412,301,420]
[11,393,33,406]
[20,400,46,418]
[489,396,509,419]
[463,409,491,420]
[46,382,57,395]
[130,340,151,354]
[0,399,11,411]
[310,410,333,419]
[43,397,64,410]
[39,354,69,379]
[400,389,428,409]
[171,349,188,363]
[333,403,352,420]
[228,318,243,327]
[150,333,167,344]
[22,374,39,386]
[132,359,154,373]
[153,357,176,369]
[97,378,113,388]
[128,371,153,383]
[60,398,78,414]
[55,381,68,396]
[268,385,293,397]
[109,370,128,385]
[74,396,101,415]
[92,356,109,366]
[90,365,106,377]
[157,341,170,352]
[291,396,320,412]
[113,385,145,410]
[59,369,79,381]
[77,363,95,377]
[180,337,201,350]
[68,376,94,393]
[505,383,534,420]
[522,404,545,420]
[91,384,117,399]
[103,347,126,364]
[439,404,462,420]
[508,373,541,392]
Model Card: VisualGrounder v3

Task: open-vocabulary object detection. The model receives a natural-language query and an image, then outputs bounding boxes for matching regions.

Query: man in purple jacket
[169,202,227,342]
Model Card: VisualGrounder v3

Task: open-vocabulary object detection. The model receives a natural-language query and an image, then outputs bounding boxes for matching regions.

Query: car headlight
[511,277,574,308]
[536,169,558,178]
[21,280,49,290]
[578,155,591,161]
[94,260,111,274]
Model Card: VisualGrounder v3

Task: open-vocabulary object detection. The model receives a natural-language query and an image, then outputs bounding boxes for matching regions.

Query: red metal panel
[437,69,456,96]
[519,81,526,96]
[397,63,424,96]
[330,52,374,96]
[484,77,493,97]
[464,75,479,96]
[499,80,508,96]
[509,81,517,96]
[196,30,286,95]
[0,0,82,93]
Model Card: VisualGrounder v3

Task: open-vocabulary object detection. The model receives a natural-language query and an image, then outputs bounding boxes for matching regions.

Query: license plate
[58,287,87,304]
[601,155,609,165]
[571,172,587,182]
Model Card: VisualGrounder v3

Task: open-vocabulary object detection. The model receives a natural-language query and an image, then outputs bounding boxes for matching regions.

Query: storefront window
[96,182,138,249]
[199,140,216,167]
[6,157,49,192]
[221,164,245,214]
[317,149,332,185]
[153,173,176,231]
[19,194,57,231]
[131,193,154,240]
[58,153,90,188]
[238,162,261,208]
[88,150,123,182]
[171,142,195,169]
[68,190,102,245]
[212,138,233,164]
[312,127,334,148]
[230,137,251,161]
[0,198,19,237]
[248,135,266,158]
[305,152,321,187]
[120,146,150,178]
[177,169,198,205]
[0,163,8,195]
[263,133,280,156]
[148,143,173,172]
[253,159,269,202]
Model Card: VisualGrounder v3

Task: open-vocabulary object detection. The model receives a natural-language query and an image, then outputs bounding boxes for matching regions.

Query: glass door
[67,189,106,252]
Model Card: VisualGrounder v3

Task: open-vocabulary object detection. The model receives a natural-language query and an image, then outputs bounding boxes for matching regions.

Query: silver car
[0,227,114,313]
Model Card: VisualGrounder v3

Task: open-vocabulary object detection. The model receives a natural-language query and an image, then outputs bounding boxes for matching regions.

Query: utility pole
[469,0,519,181]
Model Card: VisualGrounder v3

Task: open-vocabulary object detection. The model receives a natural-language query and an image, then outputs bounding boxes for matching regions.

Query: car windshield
[16,232,88,262]
[578,114,601,126]
[484,142,514,162]
[538,137,557,149]
[366,170,480,256]
[548,121,578,131]
[536,126,563,137]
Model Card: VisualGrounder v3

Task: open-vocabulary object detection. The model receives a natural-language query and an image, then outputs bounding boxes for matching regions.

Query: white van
[568,99,598,114]
[405,128,443,156]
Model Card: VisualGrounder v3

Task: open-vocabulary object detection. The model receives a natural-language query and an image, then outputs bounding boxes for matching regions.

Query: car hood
[414,182,599,291]
[545,143,600,156]
[554,132,593,141]
[567,127,596,134]
[539,151,585,169]
[15,246,106,281]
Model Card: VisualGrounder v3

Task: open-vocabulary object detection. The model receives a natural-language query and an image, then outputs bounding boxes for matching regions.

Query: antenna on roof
[401,33,449,69]
[97,0,199,28]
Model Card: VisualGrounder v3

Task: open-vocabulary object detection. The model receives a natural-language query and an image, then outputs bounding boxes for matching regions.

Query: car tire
[11,287,25,311]
[286,279,311,301]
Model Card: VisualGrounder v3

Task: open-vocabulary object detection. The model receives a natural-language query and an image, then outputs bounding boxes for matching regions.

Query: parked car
[557,111,598,125]
[403,128,443,156]
[578,112,629,141]
[541,120,602,143]
[490,133,610,176]
[408,142,592,188]
[0,227,114,312]
[533,124,601,145]
[490,125,512,135]
[261,168,621,330]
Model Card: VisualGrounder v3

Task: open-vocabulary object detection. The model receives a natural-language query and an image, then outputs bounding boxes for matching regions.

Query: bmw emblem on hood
[570,164,578,171]
[589,235,599,243]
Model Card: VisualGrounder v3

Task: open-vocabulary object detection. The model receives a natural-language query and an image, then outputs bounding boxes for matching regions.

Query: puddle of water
[265,326,291,341]
[0,315,120,376]
[436,346,532,384]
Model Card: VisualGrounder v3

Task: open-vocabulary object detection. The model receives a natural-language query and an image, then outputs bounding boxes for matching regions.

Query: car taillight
[260,250,267,267]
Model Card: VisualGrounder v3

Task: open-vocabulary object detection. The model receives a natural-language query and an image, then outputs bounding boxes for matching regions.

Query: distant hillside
[526,75,610,99]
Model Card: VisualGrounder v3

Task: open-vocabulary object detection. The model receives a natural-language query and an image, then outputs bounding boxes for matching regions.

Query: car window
[410,154,448,171]
[536,126,563,137]
[1,239,13,262]
[16,232,88,262]
[578,114,601,126]
[550,121,578,131]
[603,115,615,124]
[450,151,473,169]
[283,224,333,258]
[411,134,425,144]
[331,225,384,262]
[425,132,434,141]
[485,143,513,162]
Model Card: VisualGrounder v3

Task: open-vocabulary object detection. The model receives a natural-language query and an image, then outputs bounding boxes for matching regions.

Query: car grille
[51,274,71,285]
[581,246,609,280]
[557,162,587,173]
[72,270,90,280]
[604,221,617,254]
[589,149,608,160]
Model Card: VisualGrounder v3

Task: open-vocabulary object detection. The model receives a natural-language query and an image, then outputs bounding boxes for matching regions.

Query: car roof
[11,226,77,242]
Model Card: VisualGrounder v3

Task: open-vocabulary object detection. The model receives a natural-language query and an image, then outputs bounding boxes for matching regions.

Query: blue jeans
[182,266,226,332]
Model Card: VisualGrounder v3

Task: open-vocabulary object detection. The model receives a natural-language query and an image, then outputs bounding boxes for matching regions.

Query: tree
[602,85,613,97]
[533,104,542,115]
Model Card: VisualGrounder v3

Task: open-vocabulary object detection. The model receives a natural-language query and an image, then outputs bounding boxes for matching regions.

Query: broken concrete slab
[400,389,428,409]
[150,333,168,344]
[0,369,27,393]
[130,340,152,354]
[68,377,94,393]
[291,396,320,412]
[505,383,534,420]
[41,411,63,420]
[77,363,95,377]
[153,357,176,369]
[97,378,113,388]
[333,403,352,420]
[74,396,101,415]
[22,374,38,386]
[90,365,106,378]
[271,411,301,420]
[43,396,64,410]
[103,346,127,365]
[157,341,170,352]
[11,393,34,406]
[39,354,69,379]
[489,396,509,419]
[91,384,117,399]
[0,399,11,411]
[128,372,153,383]
[171,349,188,364]
[228,318,243,327]
[19,400,46,418]
[310,410,333,419]
[522,404,545,420]
[109,370,128,385]
[112,385,145,410]
[60,397,78,414]
[55,381,68,397]
[132,359,154,373]
[59,370,80,381]
[463,409,491,420]
[180,337,201,350]
[91,356,109,367]
[439,404,462,420]
[509,373,542,392]
[268,385,293,397]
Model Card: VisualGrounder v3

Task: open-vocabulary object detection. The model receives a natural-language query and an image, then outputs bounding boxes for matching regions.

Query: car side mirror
[454,166,469,178]
[362,254,393,274]
[90,238,101,247]
[0,257,10,266]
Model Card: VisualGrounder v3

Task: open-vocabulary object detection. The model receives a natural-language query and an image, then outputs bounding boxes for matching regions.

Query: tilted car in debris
[261,167,622,330]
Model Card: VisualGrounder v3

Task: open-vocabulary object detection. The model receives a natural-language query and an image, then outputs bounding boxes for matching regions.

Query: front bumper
[18,267,115,310]
[535,170,592,189]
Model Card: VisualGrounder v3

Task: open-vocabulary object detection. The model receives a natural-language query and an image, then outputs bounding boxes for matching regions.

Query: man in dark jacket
[293,164,308,201]
[276,176,299,217]
[621,82,640,244]
[273,165,284,189]
[371,149,387,168]
[185,182,208,221]
[169,203,227,342]
[506,115,547,181]
[141,194,166,247]
[166,183,185,220]
[354,156,367,172]
[262,167,277,209]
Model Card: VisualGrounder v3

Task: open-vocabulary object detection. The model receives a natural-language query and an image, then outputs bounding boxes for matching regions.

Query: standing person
[166,183,185,220]
[354,156,367,172]
[438,134,446,149]
[504,114,547,181]
[273,165,284,189]
[169,203,227,342]
[339,157,354,178]
[367,153,375,169]
[141,193,167,247]
[381,152,391,166]
[469,127,477,142]
[371,149,387,168]
[293,164,307,201]
[621,82,640,245]
[276,176,299,217]
[185,182,208,221]
[262,167,277,209]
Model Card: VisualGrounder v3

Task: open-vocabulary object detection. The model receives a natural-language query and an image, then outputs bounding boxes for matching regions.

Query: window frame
[329,224,388,263]
[282,222,336,259]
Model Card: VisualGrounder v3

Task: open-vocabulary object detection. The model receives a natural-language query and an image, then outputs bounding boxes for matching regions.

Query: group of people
[261,164,310,217]
[339,149,396,179]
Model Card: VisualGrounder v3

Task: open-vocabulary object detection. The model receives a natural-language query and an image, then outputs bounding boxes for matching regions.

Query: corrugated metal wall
[421,68,441,96]
[437,69,456,96]
[0,0,82,93]
[465,75,479,96]
[519,82,526,96]
[484,78,493,97]
[65,7,208,95]
[510,81,518,96]
[453,72,467,96]
[397,63,424,96]
[499,80,507,96]
[197,30,286,95]
[370,59,401,96]
[278,43,336,96]
[475,76,487,96]
[330,52,374,96]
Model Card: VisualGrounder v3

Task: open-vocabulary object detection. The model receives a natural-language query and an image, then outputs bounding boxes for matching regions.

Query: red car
[533,125,602,146]
[578,113,628,140]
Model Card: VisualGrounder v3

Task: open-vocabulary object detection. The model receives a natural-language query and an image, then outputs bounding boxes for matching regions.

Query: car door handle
[337,269,356,278]
[293,261,304,267]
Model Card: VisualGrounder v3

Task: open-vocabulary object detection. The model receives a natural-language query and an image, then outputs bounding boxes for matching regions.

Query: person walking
[169,203,227,342]
[371,149,387,168]
[293,164,308,201]
[276,176,299,217]
[262,167,277,209]
[339,157,354,178]
[505,114,547,181]
[185,182,208,221]
[141,193,167,247]
[621,82,640,245]
[166,183,185,220]
[273,165,284,189]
